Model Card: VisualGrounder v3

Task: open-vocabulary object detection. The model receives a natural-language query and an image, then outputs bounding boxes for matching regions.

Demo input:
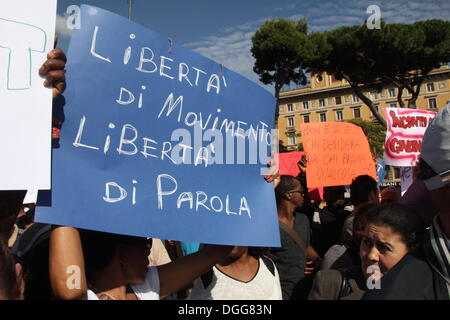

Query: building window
[303,115,310,123]
[288,136,296,145]
[394,167,401,180]
[303,101,309,110]
[390,103,397,108]
[427,82,435,92]
[353,95,360,103]
[336,110,343,121]
[388,88,396,97]
[287,104,293,112]
[335,96,342,105]
[320,113,327,122]
[428,98,437,109]
[370,91,378,100]
[353,108,361,119]
[319,99,325,107]
[287,117,294,127]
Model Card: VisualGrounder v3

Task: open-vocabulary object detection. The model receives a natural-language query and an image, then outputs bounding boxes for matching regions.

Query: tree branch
[342,73,387,127]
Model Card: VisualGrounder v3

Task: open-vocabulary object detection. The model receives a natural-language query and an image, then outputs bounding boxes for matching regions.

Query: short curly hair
[366,204,425,250]
[350,175,377,206]
[275,175,299,206]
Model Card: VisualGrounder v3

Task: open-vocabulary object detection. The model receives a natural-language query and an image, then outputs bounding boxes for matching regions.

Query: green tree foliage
[251,18,309,125]
[307,19,450,126]
[346,119,386,158]
[378,20,450,108]
[252,18,450,128]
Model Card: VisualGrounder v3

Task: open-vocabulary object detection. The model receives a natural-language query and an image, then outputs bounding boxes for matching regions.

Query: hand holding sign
[297,153,308,173]
[39,48,67,99]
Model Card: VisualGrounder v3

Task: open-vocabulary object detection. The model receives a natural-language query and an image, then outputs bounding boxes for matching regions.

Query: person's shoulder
[278,227,302,250]
[317,269,342,281]
[308,269,343,300]
[259,256,277,277]
[389,252,433,279]
[269,233,305,267]
[130,267,160,300]
[327,243,347,253]
[295,212,309,223]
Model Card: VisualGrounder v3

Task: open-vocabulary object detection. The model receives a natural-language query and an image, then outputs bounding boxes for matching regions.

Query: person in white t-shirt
[189,246,282,300]
[49,226,231,300]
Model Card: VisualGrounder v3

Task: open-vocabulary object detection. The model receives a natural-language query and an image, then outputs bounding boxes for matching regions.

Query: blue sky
[56,0,450,92]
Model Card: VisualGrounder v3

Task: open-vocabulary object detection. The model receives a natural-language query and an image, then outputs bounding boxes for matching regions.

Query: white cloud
[186,30,259,82]
[184,0,449,93]
[185,19,273,92]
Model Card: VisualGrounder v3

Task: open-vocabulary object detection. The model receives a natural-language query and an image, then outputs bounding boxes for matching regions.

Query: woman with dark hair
[49,226,231,300]
[188,246,282,300]
[360,204,424,279]
[308,203,424,300]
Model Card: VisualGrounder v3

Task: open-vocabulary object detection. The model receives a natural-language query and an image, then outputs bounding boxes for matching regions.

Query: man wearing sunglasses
[269,175,309,300]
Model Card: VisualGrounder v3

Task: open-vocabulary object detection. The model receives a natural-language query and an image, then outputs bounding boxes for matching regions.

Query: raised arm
[49,226,87,300]
[157,245,232,299]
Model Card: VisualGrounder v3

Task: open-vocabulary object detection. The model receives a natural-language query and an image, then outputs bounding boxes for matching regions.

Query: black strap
[338,269,353,299]
[11,223,51,261]
[261,256,276,276]
[279,221,307,255]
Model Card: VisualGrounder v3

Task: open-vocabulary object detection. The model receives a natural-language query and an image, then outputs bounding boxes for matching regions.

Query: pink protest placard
[383,108,436,167]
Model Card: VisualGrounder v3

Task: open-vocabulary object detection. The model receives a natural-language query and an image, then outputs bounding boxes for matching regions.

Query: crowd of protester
[1,45,449,301]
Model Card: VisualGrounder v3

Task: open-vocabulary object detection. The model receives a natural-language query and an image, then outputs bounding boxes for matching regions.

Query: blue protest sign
[376,157,386,188]
[35,6,280,247]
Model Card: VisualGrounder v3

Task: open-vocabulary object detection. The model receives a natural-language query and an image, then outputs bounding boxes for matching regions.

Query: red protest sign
[274,152,324,200]
[277,151,303,176]
[300,122,377,188]
[383,108,436,167]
